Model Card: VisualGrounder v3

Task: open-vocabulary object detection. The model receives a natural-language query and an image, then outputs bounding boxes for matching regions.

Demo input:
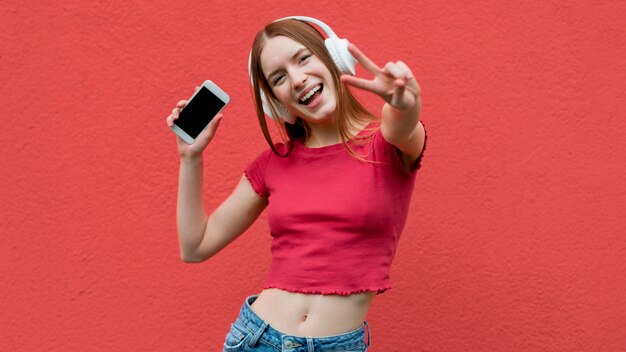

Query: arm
[166,93,268,263]
[177,160,267,263]
[381,103,425,168]
[341,44,426,168]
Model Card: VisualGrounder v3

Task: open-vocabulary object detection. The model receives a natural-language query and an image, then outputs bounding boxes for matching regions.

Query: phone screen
[175,87,226,139]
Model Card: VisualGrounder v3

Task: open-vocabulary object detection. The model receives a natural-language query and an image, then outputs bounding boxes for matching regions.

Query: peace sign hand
[341,44,421,112]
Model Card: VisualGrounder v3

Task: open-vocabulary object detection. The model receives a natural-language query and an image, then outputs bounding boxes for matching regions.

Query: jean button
[284,340,293,349]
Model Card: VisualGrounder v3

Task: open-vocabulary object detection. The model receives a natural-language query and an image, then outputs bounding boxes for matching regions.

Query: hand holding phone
[168,80,230,145]
[167,81,230,157]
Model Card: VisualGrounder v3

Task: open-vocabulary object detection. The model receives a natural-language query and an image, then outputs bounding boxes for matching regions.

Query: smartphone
[170,80,230,144]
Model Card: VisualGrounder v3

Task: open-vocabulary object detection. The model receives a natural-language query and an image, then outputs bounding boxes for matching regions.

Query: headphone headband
[273,16,339,39]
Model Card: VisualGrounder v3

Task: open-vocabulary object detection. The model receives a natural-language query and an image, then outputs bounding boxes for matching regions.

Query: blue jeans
[223,294,371,351]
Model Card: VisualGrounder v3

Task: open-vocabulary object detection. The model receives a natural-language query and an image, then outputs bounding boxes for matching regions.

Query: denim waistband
[236,294,371,351]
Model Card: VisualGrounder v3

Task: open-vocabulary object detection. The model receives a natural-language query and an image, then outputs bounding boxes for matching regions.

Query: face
[260,35,337,124]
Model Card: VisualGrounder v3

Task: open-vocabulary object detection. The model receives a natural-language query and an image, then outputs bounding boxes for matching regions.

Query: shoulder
[252,141,291,158]
[390,121,426,171]
[373,121,427,174]
[247,141,298,172]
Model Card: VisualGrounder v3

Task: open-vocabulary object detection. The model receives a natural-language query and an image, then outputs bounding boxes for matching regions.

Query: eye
[299,54,311,63]
[273,75,285,86]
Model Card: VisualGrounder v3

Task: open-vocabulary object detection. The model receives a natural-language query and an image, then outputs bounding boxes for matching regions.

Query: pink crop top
[244,122,426,295]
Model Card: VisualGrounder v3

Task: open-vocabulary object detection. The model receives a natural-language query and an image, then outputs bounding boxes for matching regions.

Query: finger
[395,61,420,94]
[341,75,382,94]
[395,61,414,80]
[195,86,200,91]
[384,62,404,80]
[391,79,406,107]
[208,113,223,133]
[347,43,381,74]
[176,100,188,108]
[199,114,223,142]
[172,107,180,119]
[166,114,174,127]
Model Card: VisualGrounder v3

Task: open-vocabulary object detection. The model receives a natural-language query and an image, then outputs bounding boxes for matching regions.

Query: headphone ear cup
[275,102,295,124]
[260,90,295,124]
[259,90,273,119]
[325,37,356,75]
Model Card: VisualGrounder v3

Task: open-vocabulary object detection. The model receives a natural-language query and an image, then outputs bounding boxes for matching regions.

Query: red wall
[1,1,625,351]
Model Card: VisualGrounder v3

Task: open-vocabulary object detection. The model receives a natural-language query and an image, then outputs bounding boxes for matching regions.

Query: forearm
[176,156,209,257]
[381,96,421,143]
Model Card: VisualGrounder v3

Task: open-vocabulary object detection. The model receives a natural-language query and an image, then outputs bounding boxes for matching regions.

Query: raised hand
[166,86,223,158]
[340,44,420,112]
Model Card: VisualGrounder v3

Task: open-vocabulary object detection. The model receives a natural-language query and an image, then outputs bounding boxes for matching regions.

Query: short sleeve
[375,122,427,175]
[244,149,272,197]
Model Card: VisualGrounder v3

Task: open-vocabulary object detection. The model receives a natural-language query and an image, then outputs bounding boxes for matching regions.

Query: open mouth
[299,84,323,106]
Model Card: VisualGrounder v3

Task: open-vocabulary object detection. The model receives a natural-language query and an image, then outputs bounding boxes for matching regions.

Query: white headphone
[248,16,357,124]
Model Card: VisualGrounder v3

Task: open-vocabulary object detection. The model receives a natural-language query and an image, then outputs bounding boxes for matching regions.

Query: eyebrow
[266,48,309,81]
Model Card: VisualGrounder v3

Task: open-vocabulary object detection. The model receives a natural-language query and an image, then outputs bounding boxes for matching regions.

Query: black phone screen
[175,87,226,139]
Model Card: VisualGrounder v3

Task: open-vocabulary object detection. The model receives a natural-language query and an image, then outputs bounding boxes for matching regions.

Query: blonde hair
[249,19,378,158]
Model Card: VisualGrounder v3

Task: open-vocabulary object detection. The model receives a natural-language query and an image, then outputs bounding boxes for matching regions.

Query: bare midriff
[249,288,377,337]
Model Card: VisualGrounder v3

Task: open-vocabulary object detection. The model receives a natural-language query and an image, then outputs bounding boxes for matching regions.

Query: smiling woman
[248,18,381,155]
[260,35,338,136]
[166,16,426,351]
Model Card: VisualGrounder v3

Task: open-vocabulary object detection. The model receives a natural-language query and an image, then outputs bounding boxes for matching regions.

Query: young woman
[166,17,426,352]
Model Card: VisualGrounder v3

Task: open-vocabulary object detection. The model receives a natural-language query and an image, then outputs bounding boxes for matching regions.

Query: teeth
[300,85,321,103]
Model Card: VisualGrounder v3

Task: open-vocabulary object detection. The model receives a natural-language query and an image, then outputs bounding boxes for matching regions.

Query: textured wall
[1,0,625,351]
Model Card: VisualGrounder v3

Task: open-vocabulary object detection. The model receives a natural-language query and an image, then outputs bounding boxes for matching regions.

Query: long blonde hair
[249,19,378,158]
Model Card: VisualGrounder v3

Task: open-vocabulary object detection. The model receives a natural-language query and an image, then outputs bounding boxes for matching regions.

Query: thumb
[391,79,406,108]
[194,114,223,146]
[205,114,224,139]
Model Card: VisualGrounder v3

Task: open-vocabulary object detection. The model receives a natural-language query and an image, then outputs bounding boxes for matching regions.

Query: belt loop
[307,337,314,352]
[363,321,371,347]
[248,321,269,347]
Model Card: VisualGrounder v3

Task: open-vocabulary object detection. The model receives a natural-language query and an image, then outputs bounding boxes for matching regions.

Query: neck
[305,122,340,147]
[303,116,369,148]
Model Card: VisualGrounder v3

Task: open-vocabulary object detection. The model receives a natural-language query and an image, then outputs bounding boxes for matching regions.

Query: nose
[290,68,307,89]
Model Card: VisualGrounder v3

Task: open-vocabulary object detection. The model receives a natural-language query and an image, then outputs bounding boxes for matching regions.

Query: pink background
[1,0,625,351]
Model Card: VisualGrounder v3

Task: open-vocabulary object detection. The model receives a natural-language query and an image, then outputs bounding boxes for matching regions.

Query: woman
[166,17,426,351]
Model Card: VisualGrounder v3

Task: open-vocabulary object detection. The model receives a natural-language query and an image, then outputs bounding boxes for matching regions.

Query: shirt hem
[389,121,427,175]
[243,170,268,197]
[261,284,391,296]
